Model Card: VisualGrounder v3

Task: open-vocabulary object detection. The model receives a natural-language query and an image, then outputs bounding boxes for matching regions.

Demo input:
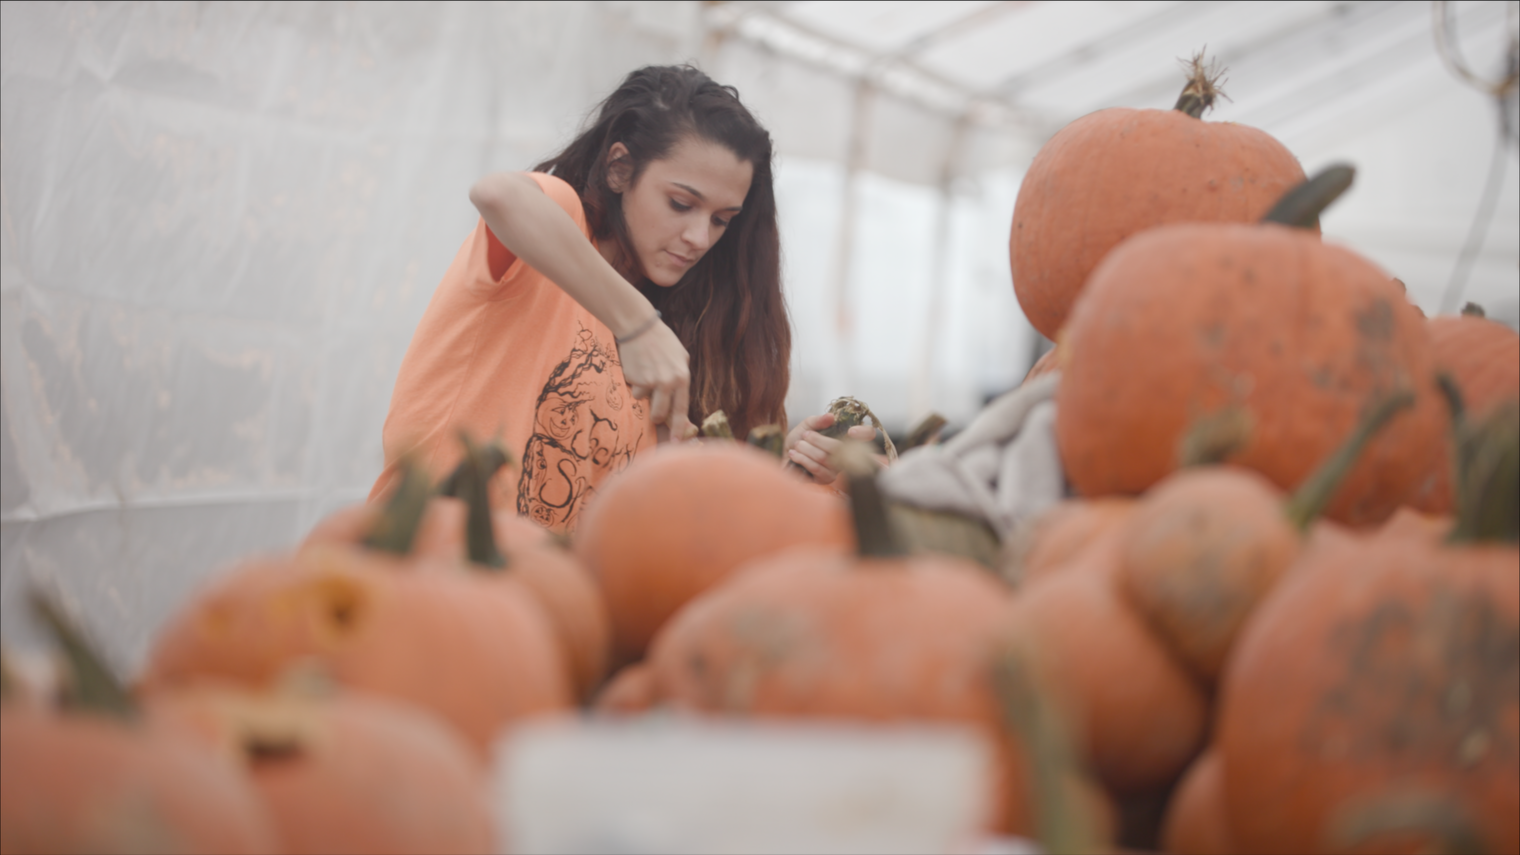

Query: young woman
[371,65,873,532]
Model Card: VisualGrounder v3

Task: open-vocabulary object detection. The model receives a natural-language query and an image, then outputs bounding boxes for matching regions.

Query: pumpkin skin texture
[0,706,279,855]
[1008,549,1209,795]
[148,687,495,855]
[1010,497,1135,590]
[1161,750,1235,855]
[1408,314,1520,514]
[647,548,1031,834]
[143,545,573,757]
[1118,466,1298,684]
[1216,536,1519,855]
[1056,223,1443,526]
[1010,107,1306,339]
[575,443,853,663]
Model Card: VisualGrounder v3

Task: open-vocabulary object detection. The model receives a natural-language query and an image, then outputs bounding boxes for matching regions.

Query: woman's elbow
[468,174,509,216]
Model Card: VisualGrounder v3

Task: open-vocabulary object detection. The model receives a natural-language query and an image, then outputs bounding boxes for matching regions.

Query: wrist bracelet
[615,310,662,345]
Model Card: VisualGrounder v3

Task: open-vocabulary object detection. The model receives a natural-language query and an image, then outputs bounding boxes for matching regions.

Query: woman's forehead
[645,136,752,210]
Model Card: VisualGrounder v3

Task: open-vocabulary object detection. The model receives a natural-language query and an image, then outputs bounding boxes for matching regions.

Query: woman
[371,65,873,532]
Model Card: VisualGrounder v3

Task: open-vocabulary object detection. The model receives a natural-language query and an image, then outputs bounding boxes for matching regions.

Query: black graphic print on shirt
[517,325,644,531]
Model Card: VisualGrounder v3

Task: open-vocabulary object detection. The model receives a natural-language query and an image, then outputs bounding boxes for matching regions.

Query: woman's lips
[666,250,695,267]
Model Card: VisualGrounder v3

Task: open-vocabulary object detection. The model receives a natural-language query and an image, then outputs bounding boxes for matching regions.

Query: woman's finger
[648,386,671,426]
[668,382,692,442]
[787,446,824,479]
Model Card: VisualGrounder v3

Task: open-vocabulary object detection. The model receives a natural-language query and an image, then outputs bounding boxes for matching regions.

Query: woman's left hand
[784,414,878,485]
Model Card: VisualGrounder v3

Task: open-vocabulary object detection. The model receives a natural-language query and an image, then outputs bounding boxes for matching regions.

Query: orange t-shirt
[371,173,656,533]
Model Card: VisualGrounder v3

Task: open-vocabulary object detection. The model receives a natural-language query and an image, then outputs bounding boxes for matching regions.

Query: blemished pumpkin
[1215,397,1519,855]
[574,441,853,664]
[144,460,573,756]
[148,684,495,855]
[1010,53,1307,339]
[1054,218,1443,526]
[645,448,1031,834]
[1160,750,1234,855]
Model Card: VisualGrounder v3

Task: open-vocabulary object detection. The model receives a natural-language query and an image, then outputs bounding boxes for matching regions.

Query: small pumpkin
[574,441,853,664]
[1010,52,1307,339]
[1161,750,1235,855]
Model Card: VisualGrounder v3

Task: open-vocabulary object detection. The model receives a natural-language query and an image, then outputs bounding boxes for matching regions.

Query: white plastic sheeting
[2,0,1517,673]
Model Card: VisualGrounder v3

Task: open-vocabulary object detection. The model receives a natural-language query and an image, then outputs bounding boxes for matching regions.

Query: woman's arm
[468,172,693,439]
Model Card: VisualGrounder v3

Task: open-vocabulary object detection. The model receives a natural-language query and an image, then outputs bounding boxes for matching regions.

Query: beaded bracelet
[615,310,662,345]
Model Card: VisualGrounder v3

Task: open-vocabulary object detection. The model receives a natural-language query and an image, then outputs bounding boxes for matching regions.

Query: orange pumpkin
[1215,402,1518,854]
[1056,221,1443,526]
[148,685,495,855]
[1010,56,1306,339]
[1408,312,1519,514]
[592,662,658,716]
[1007,497,1135,589]
[574,442,853,663]
[1161,750,1235,855]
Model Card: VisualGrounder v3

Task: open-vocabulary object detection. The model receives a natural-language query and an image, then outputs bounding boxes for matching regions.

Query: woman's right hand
[617,318,695,441]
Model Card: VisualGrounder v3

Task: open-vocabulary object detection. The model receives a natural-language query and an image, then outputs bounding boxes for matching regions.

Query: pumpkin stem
[837,442,907,558]
[1177,405,1254,467]
[991,644,1105,855]
[1460,301,1487,318]
[701,410,735,440]
[362,456,432,556]
[457,432,510,570]
[746,424,786,458]
[1283,390,1414,531]
[1172,50,1228,119]
[29,588,136,721]
[903,412,949,451]
[1440,375,1520,545]
[1261,163,1355,231]
[0,647,16,703]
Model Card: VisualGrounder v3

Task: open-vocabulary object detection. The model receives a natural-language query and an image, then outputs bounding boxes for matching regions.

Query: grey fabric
[878,374,1065,539]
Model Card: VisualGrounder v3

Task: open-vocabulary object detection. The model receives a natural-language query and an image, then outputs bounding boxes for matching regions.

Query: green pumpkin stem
[29,589,136,720]
[991,645,1104,855]
[746,424,786,458]
[457,432,510,569]
[361,457,432,556]
[1283,390,1415,532]
[1261,164,1355,231]
[1439,375,1520,544]
[1173,50,1227,119]
[838,443,906,558]
[701,410,735,440]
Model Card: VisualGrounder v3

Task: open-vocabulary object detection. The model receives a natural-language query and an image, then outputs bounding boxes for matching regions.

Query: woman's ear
[606,142,633,194]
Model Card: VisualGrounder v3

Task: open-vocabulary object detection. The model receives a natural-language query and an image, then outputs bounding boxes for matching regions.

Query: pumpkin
[1021,344,1062,385]
[592,662,658,716]
[1003,497,1135,589]
[148,684,495,855]
[645,449,1033,834]
[144,461,573,756]
[1407,310,1519,514]
[2,594,278,855]
[574,442,853,663]
[1010,53,1307,339]
[1055,214,1443,526]
[1118,392,1411,684]
[1215,398,1519,854]
[1161,750,1235,855]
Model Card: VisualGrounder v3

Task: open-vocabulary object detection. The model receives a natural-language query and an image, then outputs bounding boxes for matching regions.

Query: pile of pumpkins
[3,56,1517,855]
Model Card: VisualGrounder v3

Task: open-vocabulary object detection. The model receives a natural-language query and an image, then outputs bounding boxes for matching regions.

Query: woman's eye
[713,217,731,229]
[669,199,692,212]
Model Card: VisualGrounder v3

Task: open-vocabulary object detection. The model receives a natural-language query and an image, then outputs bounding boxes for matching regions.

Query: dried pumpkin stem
[1173,50,1228,118]
[29,588,136,721]
[837,443,906,558]
[1439,375,1520,545]
[746,424,786,458]
[701,410,735,440]
[1283,390,1414,532]
[1261,164,1355,231]
[902,412,948,451]
[362,456,433,556]
[0,647,16,703]
[458,432,509,570]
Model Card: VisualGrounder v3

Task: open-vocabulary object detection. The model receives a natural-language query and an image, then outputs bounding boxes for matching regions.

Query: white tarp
[3,0,1517,673]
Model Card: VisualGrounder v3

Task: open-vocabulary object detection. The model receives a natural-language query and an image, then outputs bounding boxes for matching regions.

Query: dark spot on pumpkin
[1355,299,1395,342]
[245,736,305,764]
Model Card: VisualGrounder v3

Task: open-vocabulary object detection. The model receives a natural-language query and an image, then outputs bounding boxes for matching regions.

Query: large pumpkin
[1010,57,1306,339]
[1055,221,1443,526]
[574,442,852,663]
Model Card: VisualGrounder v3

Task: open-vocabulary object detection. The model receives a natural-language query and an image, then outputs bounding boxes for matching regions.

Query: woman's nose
[682,217,714,252]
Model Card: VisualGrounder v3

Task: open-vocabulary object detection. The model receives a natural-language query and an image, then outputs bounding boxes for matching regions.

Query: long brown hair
[534,65,789,438]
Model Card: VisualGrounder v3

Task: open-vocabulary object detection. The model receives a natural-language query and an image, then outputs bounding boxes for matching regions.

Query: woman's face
[607,135,753,288]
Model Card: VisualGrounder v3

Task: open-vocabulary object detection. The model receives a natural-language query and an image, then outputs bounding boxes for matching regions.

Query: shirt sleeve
[479,172,591,298]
